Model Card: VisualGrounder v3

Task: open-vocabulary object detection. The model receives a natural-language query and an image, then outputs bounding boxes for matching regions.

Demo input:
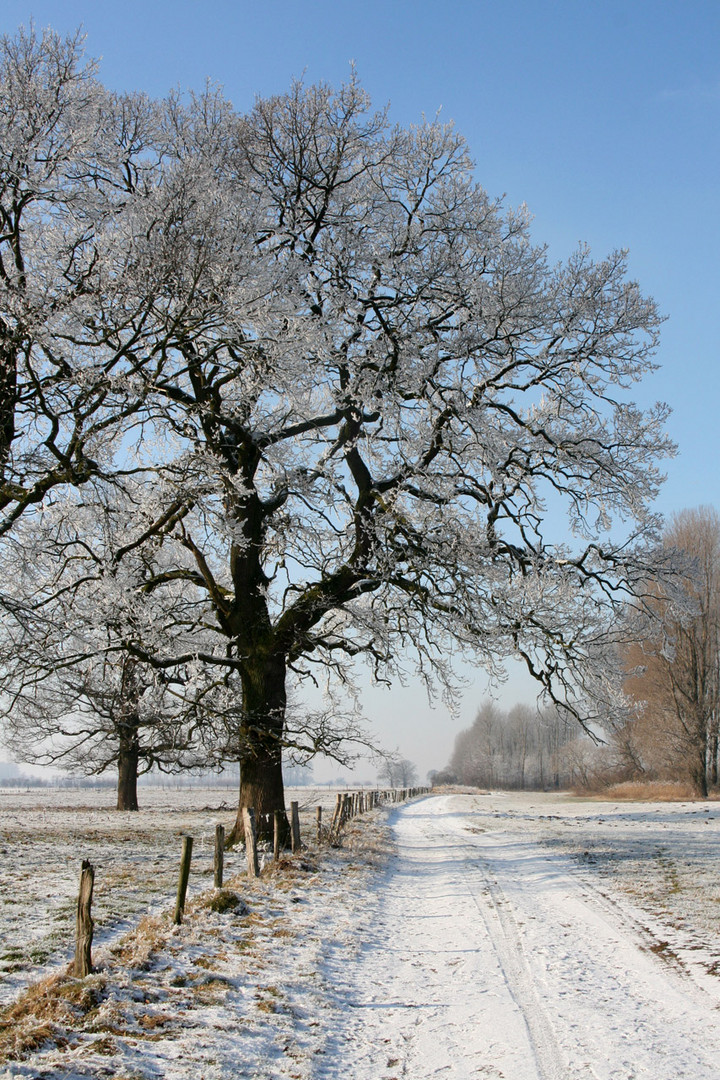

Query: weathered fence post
[74,860,94,977]
[290,801,301,853]
[243,807,260,878]
[316,805,322,844]
[331,793,343,834]
[174,835,193,925]
[214,823,225,888]
[273,810,282,860]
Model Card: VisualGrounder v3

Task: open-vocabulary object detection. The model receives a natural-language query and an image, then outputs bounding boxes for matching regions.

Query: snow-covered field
[0,783,341,1008]
[2,787,720,1078]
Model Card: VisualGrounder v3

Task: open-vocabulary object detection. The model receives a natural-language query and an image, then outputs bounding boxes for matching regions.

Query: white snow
[2,788,720,1078]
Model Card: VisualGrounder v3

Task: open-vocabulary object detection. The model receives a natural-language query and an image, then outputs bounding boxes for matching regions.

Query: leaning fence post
[74,860,95,977]
[214,823,225,888]
[290,801,301,853]
[243,807,260,878]
[174,835,193,925]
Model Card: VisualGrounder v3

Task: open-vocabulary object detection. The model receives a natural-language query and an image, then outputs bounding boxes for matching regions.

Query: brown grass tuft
[0,970,105,1061]
[110,913,168,969]
[203,888,248,915]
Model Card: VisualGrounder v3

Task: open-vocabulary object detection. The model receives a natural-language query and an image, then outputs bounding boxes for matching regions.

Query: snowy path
[319,794,720,1080]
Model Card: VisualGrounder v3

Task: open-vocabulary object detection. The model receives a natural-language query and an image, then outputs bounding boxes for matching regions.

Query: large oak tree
[0,29,674,838]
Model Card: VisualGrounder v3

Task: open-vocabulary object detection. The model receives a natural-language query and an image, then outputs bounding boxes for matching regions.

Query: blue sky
[3,1,719,777]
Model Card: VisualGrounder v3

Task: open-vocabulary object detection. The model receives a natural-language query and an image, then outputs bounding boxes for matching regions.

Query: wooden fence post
[214,823,225,888]
[243,807,260,878]
[273,810,282,860]
[316,805,322,844]
[174,835,193,925]
[74,860,94,977]
[331,793,343,833]
[290,801,301,853]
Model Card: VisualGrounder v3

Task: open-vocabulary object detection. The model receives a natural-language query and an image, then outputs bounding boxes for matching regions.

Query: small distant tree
[378,753,419,788]
[282,759,314,786]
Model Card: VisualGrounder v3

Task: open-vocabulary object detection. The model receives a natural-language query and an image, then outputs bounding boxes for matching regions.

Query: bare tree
[134,77,672,839]
[378,753,418,788]
[0,490,208,808]
[622,507,720,796]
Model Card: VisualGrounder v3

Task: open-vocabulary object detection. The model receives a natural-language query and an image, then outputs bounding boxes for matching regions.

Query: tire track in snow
[446,797,720,1080]
[316,797,558,1079]
[447,827,570,1080]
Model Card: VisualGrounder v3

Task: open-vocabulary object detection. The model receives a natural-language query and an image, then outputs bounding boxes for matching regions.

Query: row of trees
[0,27,677,831]
[437,700,593,790]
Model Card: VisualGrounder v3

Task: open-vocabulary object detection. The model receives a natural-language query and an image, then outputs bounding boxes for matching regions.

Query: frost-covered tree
[0,488,210,808]
[0,27,674,841]
[0,26,168,534]
[377,754,419,789]
[132,78,670,840]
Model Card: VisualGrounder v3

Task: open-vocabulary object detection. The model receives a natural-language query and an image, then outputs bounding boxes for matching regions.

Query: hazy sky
[3,1,719,779]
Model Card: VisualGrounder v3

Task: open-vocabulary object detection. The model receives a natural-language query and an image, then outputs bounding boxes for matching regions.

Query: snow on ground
[0,783,340,1008]
[2,788,720,1078]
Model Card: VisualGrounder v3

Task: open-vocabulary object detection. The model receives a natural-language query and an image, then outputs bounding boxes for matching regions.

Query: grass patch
[0,970,106,1062]
[109,914,168,970]
[204,889,248,915]
[593,780,709,802]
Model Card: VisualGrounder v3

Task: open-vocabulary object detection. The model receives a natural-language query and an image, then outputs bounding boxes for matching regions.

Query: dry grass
[0,969,105,1061]
[202,888,248,914]
[262,854,320,881]
[590,780,716,802]
[109,913,169,969]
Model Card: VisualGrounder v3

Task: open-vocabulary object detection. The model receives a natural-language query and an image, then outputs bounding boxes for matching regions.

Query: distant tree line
[435,701,596,790]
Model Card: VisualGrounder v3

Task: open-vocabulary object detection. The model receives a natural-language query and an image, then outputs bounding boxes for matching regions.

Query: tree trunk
[116,660,142,811]
[0,332,17,485]
[236,745,291,845]
[692,761,709,799]
[230,650,291,846]
[117,725,140,811]
[690,732,709,798]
